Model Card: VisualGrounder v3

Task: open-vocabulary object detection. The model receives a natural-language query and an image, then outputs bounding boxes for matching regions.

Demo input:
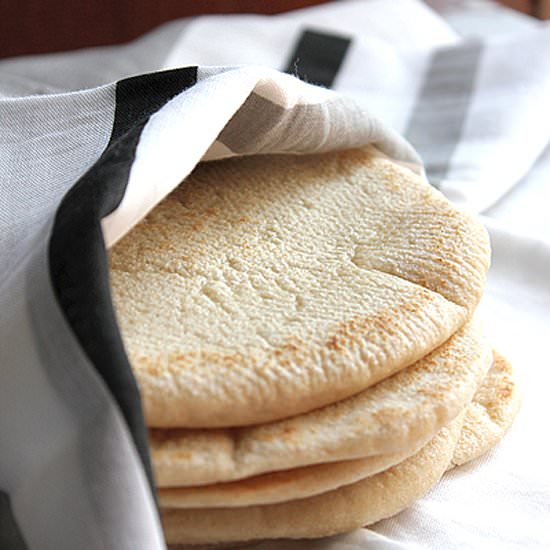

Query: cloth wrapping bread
[0,64,426,550]
[2,1,547,548]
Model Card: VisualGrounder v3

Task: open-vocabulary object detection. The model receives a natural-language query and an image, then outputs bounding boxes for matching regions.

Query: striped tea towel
[2,0,549,213]
[0,64,420,550]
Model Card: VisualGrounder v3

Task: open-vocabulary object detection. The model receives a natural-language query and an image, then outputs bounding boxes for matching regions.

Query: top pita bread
[109,147,490,427]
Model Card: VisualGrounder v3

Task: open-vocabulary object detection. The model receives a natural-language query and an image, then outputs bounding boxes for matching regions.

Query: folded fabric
[2,0,549,214]
[0,61,426,549]
[158,13,550,213]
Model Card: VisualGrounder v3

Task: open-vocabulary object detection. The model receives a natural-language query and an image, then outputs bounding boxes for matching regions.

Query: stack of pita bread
[108,147,520,547]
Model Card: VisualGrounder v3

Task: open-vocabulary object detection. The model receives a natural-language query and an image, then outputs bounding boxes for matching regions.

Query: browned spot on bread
[496,384,514,400]
[282,426,297,438]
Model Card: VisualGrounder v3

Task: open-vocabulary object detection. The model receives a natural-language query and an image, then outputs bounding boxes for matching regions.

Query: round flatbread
[151,318,492,487]
[158,439,424,509]
[161,417,462,545]
[109,148,490,428]
[158,348,517,508]
[450,351,520,468]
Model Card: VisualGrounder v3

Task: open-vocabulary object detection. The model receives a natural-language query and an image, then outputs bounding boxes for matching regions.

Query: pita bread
[151,318,491,487]
[158,439,424,509]
[159,348,512,508]
[109,148,490,428]
[161,417,462,545]
[450,351,520,468]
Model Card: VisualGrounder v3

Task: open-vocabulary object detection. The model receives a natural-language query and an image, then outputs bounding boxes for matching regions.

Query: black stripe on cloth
[284,29,351,88]
[405,41,483,188]
[48,67,197,492]
[0,490,27,550]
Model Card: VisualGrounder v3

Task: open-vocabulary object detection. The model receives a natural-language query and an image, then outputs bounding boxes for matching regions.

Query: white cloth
[1,0,549,549]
